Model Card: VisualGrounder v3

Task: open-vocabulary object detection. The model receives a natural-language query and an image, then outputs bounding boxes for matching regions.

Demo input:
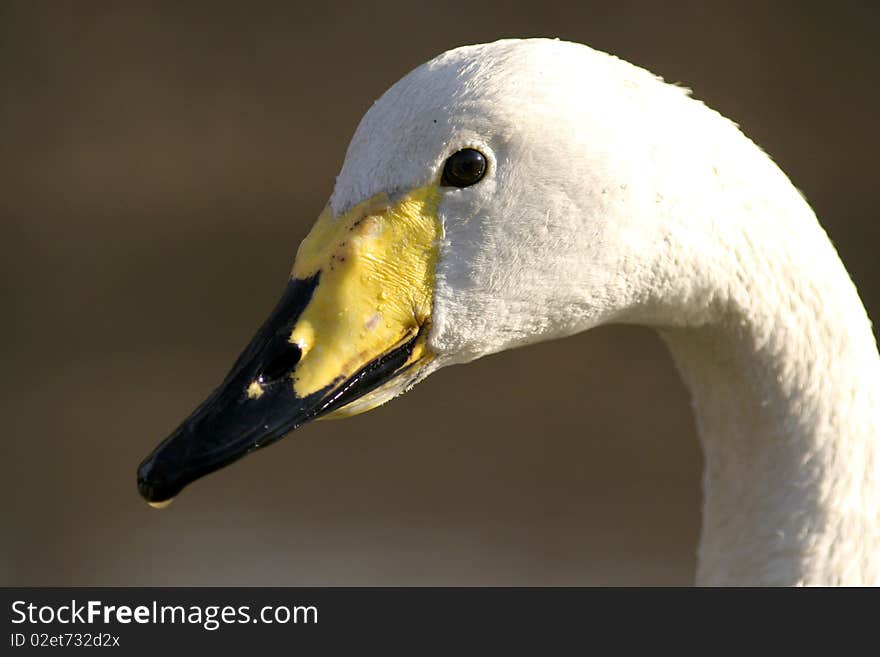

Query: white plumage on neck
[661,235,880,584]
[330,38,880,584]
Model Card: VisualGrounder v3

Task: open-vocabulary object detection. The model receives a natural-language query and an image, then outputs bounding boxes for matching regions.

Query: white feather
[331,39,880,585]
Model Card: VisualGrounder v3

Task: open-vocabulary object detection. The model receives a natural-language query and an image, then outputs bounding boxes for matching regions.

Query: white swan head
[334,37,698,372]
[137,38,776,501]
[327,37,798,378]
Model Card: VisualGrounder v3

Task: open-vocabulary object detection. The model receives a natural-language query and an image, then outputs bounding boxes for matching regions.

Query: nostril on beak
[260,340,303,382]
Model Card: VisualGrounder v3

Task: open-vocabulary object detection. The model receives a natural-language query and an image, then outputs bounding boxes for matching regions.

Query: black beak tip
[137,457,182,504]
[134,275,424,504]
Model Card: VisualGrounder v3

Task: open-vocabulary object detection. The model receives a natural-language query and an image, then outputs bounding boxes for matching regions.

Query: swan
[137,38,880,585]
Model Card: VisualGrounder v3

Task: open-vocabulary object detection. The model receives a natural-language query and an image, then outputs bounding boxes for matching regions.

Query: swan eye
[441,148,487,188]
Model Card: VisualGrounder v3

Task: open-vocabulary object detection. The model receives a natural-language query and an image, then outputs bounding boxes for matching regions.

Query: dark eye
[441,148,487,188]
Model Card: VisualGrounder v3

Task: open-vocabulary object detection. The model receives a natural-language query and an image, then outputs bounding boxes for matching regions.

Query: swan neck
[659,242,880,585]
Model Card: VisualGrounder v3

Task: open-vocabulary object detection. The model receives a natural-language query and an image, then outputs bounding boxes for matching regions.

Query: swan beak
[137,187,442,505]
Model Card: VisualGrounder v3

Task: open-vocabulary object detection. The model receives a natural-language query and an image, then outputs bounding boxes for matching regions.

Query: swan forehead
[329,39,594,216]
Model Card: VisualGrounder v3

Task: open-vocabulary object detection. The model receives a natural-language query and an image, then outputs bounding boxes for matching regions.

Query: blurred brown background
[2,1,878,585]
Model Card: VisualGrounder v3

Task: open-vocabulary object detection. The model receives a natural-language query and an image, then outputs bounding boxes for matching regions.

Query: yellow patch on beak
[288,185,442,400]
[246,381,265,399]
